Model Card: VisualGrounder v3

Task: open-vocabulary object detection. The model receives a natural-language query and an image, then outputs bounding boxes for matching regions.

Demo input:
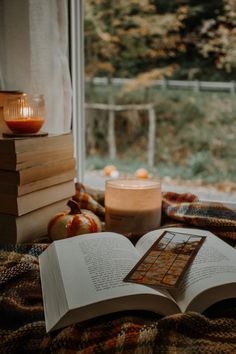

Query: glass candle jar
[3,93,45,134]
[105,178,162,239]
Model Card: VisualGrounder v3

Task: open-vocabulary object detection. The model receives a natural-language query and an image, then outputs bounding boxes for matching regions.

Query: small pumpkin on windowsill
[48,199,102,241]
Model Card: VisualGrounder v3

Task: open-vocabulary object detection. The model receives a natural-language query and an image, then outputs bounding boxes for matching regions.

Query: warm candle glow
[105,178,162,238]
[21,106,33,117]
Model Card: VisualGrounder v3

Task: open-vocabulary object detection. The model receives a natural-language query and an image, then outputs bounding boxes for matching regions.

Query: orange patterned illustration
[124,231,205,289]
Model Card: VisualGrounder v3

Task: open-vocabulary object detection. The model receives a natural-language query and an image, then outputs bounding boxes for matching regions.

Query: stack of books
[0,133,76,243]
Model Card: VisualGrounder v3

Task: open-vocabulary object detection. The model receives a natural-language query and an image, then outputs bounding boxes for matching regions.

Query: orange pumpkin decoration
[48,200,102,241]
[103,164,118,177]
[134,168,149,179]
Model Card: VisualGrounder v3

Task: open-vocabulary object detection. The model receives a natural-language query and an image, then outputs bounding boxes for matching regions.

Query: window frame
[69,0,85,183]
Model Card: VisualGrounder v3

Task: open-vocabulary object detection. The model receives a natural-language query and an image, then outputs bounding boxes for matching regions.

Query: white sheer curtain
[0,0,72,134]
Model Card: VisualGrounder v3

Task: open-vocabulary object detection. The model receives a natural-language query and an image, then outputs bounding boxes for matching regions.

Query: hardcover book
[0,180,75,215]
[0,158,76,185]
[0,146,74,170]
[0,133,73,153]
[0,170,75,196]
[0,198,70,243]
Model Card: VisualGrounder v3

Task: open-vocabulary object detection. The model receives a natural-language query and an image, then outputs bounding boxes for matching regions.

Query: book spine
[0,170,19,184]
[0,141,16,153]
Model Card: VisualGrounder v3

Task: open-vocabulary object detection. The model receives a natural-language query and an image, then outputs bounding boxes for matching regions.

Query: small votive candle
[4,93,45,134]
[105,178,162,239]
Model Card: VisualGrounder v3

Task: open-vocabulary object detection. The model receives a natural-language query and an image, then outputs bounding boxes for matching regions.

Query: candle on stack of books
[3,93,45,135]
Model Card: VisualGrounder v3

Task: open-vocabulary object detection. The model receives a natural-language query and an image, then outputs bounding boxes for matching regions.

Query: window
[73,0,236,207]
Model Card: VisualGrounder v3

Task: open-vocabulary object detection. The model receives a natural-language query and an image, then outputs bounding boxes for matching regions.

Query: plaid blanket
[162,192,236,241]
[1,244,236,354]
[1,186,236,353]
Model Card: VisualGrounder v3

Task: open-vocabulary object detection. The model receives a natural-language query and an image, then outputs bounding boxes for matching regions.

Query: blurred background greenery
[85,85,236,184]
[84,0,236,188]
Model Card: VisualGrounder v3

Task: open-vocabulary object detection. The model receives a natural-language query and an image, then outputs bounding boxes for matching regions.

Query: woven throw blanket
[1,244,236,354]
[162,192,236,241]
[75,184,236,243]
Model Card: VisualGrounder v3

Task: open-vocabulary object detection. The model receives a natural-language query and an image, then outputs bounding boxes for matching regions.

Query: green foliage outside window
[84,0,236,186]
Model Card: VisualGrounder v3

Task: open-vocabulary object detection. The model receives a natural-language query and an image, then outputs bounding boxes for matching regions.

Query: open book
[39,227,236,332]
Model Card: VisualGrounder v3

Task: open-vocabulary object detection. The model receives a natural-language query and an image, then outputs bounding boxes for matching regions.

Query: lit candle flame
[20,105,33,118]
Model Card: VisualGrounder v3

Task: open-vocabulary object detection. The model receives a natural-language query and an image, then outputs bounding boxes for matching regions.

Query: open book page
[136,227,236,313]
[40,232,179,332]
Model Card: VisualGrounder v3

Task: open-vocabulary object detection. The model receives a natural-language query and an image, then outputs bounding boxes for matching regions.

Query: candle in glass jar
[4,94,45,134]
[105,178,162,239]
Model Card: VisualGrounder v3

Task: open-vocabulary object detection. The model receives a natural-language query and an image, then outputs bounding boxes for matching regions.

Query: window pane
[83,1,236,202]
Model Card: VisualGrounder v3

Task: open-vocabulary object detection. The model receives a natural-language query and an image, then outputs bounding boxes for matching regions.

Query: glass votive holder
[3,93,45,134]
[105,178,162,240]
